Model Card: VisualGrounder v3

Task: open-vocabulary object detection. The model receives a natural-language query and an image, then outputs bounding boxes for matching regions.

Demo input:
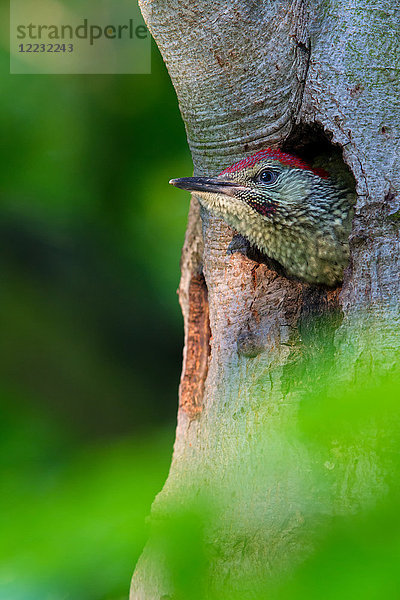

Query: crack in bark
[179,272,211,418]
[293,37,312,121]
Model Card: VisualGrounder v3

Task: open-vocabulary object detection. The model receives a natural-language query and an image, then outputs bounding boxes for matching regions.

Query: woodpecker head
[170,149,354,286]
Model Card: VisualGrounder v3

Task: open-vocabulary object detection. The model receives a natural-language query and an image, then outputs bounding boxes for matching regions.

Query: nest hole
[282,122,356,192]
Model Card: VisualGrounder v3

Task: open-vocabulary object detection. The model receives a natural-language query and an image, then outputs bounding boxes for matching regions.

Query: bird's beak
[169,177,242,197]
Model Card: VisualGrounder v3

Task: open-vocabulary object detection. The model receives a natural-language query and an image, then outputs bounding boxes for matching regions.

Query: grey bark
[131,1,400,598]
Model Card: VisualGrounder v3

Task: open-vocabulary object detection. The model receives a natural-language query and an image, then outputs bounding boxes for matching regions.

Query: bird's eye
[258,170,278,184]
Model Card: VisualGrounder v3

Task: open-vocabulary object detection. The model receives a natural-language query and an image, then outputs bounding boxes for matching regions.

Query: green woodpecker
[170,149,355,286]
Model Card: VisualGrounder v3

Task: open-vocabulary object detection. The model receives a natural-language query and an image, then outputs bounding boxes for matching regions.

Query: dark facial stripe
[247,199,277,217]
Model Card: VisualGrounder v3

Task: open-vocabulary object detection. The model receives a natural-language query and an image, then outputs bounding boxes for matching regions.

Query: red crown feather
[219,148,329,179]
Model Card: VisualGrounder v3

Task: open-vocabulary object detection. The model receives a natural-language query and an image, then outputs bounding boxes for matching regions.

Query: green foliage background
[1,4,192,598]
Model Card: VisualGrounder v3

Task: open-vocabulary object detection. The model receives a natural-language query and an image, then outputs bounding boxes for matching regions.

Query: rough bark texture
[131,1,400,597]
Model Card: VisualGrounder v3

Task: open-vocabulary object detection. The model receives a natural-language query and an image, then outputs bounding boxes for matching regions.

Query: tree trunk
[131,2,400,597]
